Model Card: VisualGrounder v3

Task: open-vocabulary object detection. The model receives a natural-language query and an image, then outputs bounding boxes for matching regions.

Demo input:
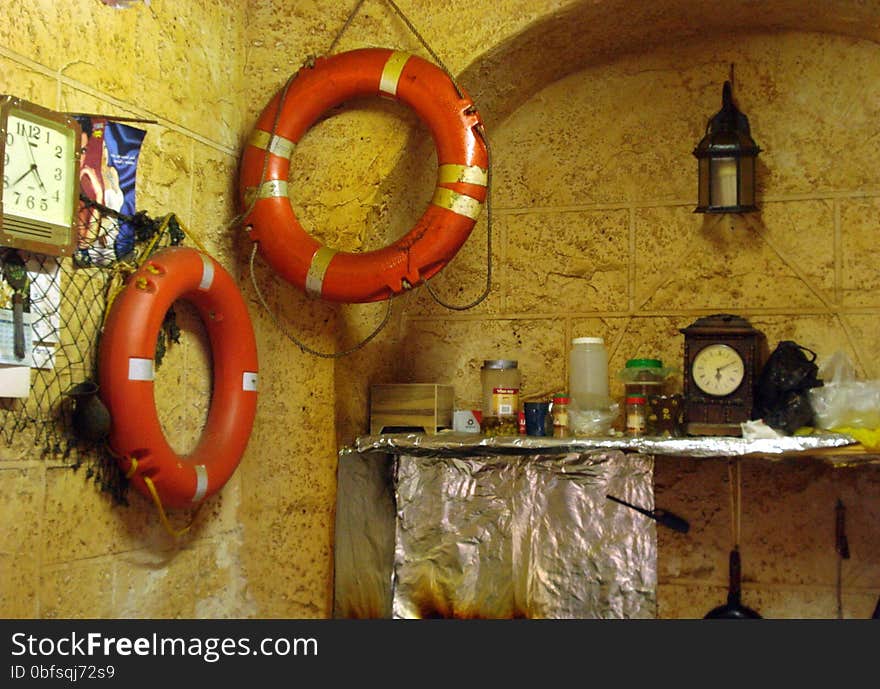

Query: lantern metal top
[693,81,761,159]
[693,80,761,214]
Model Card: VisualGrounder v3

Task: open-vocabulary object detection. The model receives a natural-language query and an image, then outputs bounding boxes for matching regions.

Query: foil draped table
[334,431,863,620]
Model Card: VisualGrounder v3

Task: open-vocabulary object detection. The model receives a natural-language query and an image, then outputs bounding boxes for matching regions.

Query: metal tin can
[481,359,521,434]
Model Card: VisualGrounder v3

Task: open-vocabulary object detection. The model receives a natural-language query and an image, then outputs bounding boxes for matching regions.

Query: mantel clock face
[680,314,768,436]
[0,96,81,256]
[691,343,745,396]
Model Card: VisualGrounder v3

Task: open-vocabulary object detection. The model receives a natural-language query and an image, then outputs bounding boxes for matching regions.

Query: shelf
[350,430,879,466]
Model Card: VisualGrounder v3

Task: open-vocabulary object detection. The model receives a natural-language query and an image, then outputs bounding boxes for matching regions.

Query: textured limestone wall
[246,1,880,617]
[0,0,338,619]
[3,0,880,620]
[376,30,880,618]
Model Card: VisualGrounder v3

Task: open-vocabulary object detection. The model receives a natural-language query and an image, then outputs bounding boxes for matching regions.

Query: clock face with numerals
[691,343,745,396]
[0,96,80,256]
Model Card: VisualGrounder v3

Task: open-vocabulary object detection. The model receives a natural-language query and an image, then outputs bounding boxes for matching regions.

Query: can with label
[480,359,521,434]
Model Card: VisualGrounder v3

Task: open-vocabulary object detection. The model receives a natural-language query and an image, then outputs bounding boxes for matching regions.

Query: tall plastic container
[569,337,609,412]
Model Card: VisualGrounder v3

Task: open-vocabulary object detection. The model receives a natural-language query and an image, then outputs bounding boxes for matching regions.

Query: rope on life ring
[98,246,259,511]
[239,47,489,304]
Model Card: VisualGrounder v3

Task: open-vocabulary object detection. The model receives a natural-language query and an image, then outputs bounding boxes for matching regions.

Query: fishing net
[0,197,185,504]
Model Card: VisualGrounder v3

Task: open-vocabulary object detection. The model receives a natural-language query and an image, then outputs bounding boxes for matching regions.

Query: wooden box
[369,384,455,435]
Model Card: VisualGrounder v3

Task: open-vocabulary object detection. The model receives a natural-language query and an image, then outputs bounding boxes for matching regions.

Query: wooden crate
[370,384,455,435]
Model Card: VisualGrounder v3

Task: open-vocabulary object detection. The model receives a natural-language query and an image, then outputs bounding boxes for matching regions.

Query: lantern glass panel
[739,155,755,208]
[698,157,710,208]
[710,156,738,209]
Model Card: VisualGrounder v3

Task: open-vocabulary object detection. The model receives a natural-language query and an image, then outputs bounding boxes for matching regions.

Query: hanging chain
[383,0,463,98]
[727,459,742,548]
[327,0,368,55]
[382,0,493,309]
[237,1,392,359]
[237,0,493,358]
[425,123,493,310]
[249,244,393,359]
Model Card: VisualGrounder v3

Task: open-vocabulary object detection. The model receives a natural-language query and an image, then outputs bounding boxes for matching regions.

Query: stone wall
[2,0,879,619]
[332,20,880,617]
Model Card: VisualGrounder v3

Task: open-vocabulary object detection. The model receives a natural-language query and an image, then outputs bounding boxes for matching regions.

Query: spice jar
[551,394,570,438]
[481,359,521,435]
[625,395,647,436]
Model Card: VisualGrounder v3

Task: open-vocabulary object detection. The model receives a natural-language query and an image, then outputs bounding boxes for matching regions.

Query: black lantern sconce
[693,80,761,213]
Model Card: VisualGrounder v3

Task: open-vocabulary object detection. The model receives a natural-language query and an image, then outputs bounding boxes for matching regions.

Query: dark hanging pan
[705,460,761,619]
[704,546,762,619]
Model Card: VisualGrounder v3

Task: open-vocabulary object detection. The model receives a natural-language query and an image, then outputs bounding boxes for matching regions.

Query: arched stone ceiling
[459,0,880,127]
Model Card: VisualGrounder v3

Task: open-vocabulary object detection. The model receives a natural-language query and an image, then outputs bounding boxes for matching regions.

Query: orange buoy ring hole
[239,47,488,303]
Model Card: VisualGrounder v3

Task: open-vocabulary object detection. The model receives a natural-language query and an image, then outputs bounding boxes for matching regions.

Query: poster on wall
[74,116,147,267]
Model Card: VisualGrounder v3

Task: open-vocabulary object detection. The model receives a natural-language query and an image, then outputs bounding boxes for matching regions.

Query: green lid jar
[621,358,666,397]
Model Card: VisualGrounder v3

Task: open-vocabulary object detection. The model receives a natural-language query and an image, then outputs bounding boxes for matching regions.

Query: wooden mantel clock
[680,313,769,436]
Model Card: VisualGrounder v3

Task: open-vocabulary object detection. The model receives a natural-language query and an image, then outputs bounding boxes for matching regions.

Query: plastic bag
[752,340,823,434]
[809,351,880,430]
[568,398,619,436]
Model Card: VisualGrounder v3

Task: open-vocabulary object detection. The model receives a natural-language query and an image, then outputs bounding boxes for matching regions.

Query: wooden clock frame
[680,313,769,436]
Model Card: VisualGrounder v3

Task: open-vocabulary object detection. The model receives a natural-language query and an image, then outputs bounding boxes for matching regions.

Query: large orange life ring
[98,246,259,510]
[239,47,489,303]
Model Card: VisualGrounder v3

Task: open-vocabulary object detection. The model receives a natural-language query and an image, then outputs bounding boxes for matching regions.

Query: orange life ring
[98,246,259,510]
[239,47,489,303]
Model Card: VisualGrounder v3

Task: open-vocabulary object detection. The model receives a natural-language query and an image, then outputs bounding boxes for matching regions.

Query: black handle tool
[2,250,28,360]
[606,493,690,534]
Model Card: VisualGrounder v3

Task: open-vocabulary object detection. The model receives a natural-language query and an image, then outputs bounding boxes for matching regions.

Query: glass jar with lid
[481,359,521,435]
[619,358,669,398]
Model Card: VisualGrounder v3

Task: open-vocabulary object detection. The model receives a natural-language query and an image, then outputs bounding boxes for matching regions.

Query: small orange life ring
[239,47,489,303]
[98,246,259,510]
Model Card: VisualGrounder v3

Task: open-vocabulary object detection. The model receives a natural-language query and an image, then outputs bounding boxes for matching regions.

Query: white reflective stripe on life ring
[243,372,258,392]
[128,358,155,381]
[305,246,337,298]
[379,51,410,96]
[193,465,209,502]
[199,254,215,291]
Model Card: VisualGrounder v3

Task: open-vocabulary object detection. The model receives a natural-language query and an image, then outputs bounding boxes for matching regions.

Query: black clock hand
[12,164,38,186]
[24,140,46,191]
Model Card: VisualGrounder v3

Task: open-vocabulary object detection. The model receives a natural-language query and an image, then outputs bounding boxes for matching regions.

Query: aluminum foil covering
[351,430,860,460]
[334,444,657,619]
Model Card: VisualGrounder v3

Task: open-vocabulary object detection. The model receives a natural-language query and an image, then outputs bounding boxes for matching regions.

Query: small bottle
[625,395,647,436]
[551,394,570,438]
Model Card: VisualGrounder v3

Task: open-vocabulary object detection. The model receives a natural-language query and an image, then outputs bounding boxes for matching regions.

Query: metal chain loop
[248,244,393,359]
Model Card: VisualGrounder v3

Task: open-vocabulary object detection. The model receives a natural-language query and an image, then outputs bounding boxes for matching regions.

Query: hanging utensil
[704,546,762,619]
[704,459,762,619]
[2,250,28,360]
[835,498,850,619]
[605,493,690,534]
